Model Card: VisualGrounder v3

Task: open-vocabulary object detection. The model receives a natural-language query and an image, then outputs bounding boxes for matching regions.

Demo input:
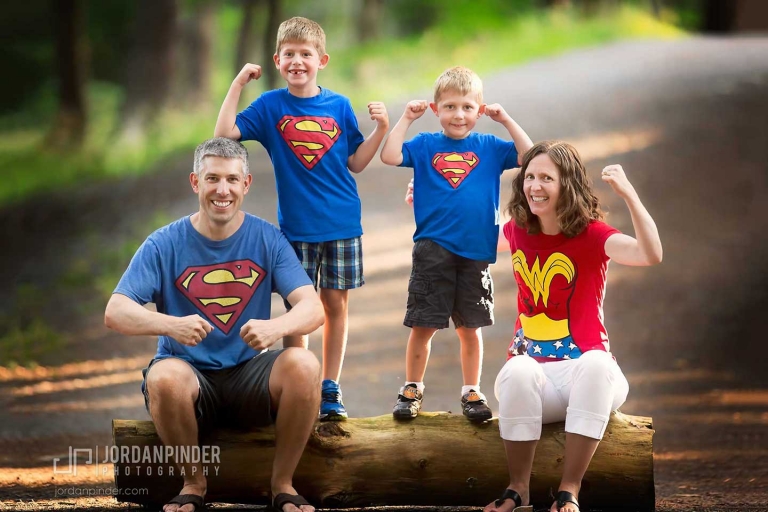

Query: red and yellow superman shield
[175,260,266,334]
[431,152,480,188]
[277,115,342,170]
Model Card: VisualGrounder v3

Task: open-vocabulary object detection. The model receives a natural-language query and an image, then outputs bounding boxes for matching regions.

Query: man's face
[430,91,485,140]
[190,156,251,227]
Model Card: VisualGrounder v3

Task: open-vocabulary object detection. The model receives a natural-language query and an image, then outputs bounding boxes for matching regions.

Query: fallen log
[112,411,653,510]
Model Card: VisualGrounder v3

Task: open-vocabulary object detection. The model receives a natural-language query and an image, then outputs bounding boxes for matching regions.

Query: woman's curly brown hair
[507,140,604,237]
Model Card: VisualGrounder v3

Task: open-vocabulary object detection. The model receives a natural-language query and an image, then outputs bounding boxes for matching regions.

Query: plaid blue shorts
[290,236,364,290]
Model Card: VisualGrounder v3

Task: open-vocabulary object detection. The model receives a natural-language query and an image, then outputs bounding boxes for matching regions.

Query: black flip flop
[166,494,205,512]
[493,488,533,511]
[272,492,312,512]
[555,490,580,511]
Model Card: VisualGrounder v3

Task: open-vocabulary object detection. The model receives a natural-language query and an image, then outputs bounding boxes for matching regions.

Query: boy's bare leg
[457,326,483,386]
[319,288,348,381]
[144,359,206,512]
[282,334,308,349]
[405,326,438,381]
[483,440,537,512]
[269,348,321,512]
[549,433,600,512]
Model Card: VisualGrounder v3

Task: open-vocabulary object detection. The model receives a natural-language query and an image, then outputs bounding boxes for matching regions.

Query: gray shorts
[141,349,284,434]
[404,239,494,329]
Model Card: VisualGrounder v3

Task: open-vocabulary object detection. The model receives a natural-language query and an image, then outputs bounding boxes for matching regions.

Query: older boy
[215,17,389,420]
[380,66,533,422]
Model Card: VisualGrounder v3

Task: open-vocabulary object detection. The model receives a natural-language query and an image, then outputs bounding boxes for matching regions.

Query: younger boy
[380,66,533,422]
[215,17,389,421]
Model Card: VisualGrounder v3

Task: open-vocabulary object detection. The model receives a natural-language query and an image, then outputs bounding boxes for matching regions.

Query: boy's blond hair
[275,17,326,56]
[433,66,483,104]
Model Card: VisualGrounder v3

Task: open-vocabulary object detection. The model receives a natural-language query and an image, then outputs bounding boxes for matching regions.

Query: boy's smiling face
[430,90,485,140]
[273,40,329,96]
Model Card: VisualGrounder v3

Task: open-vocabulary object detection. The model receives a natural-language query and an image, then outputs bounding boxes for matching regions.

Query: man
[105,138,323,512]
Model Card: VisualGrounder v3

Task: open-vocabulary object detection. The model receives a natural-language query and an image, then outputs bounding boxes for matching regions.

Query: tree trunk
[180,0,214,108]
[357,0,383,44]
[47,0,87,150]
[113,412,654,510]
[234,0,259,73]
[119,0,177,142]
[703,0,736,32]
[262,0,281,90]
[650,0,661,19]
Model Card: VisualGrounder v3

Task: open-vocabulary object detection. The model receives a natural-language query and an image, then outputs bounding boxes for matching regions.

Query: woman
[485,141,662,512]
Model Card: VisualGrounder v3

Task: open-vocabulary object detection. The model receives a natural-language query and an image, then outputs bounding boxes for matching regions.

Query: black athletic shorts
[403,239,494,329]
[141,349,284,434]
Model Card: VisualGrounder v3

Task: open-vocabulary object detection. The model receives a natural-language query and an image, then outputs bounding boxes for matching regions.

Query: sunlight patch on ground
[0,465,114,487]
[10,370,142,397]
[653,411,768,425]
[624,388,768,410]
[341,350,461,382]
[0,356,147,383]
[654,448,768,461]
[567,127,663,162]
[363,247,413,278]
[625,368,736,386]
[9,395,144,414]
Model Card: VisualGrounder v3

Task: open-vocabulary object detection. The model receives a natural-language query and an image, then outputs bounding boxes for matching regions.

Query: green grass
[0,4,684,206]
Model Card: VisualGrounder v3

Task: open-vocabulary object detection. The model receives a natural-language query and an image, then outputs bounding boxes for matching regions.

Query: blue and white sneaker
[319,379,348,421]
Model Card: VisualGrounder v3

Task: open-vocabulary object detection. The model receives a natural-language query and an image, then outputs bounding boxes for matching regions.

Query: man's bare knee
[145,359,198,401]
[275,348,320,386]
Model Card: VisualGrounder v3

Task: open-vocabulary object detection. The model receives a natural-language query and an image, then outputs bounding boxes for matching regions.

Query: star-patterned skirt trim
[510,328,583,360]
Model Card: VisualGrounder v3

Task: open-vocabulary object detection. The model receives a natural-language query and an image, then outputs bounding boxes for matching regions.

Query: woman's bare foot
[550,487,580,512]
[163,482,206,512]
[483,487,531,512]
[271,484,315,512]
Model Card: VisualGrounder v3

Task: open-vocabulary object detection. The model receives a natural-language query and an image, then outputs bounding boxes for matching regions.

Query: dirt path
[2,37,768,510]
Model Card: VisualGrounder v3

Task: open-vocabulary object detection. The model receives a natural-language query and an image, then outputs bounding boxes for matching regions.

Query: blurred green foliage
[0,0,690,207]
[0,284,64,367]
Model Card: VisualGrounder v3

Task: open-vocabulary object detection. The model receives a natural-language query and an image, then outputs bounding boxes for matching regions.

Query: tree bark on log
[112,412,654,510]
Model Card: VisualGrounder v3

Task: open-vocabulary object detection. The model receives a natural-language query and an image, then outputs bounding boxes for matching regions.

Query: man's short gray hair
[193,137,250,177]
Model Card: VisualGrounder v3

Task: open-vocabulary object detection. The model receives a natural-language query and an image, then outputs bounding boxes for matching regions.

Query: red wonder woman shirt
[504,220,619,362]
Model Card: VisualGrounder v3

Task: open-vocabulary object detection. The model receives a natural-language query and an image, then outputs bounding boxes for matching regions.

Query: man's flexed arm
[105,294,213,346]
[380,100,428,166]
[214,64,262,140]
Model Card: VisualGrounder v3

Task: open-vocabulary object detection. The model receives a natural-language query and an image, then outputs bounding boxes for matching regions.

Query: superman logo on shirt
[277,115,342,170]
[175,260,266,334]
[431,152,480,188]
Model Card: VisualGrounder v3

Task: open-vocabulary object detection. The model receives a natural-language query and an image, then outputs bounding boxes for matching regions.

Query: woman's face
[523,153,562,222]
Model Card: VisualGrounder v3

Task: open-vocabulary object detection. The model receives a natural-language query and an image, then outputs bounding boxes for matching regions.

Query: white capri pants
[494,350,629,441]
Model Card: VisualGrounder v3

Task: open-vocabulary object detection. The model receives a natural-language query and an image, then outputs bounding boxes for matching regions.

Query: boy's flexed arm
[214,64,262,140]
[485,104,533,164]
[347,102,390,174]
[380,100,429,166]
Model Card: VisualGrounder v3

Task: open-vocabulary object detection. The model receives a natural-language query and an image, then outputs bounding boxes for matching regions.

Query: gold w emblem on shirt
[512,250,575,307]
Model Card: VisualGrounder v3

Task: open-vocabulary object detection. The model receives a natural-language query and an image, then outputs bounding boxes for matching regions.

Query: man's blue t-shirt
[113,214,311,370]
[235,88,366,242]
[400,132,518,263]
